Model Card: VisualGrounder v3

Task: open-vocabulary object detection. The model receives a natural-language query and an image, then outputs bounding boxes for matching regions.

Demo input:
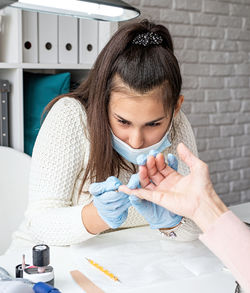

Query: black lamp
[0,0,140,21]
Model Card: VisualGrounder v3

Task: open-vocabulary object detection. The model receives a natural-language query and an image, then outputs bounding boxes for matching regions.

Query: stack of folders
[0,80,10,147]
[22,12,110,65]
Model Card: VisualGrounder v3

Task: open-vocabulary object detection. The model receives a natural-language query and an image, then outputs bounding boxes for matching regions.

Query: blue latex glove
[33,282,61,293]
[128,152,182,229]
[89,176,131,229]
[136,149,159,166]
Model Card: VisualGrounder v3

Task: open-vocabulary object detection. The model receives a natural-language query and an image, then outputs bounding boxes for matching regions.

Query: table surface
[0,202,249,293]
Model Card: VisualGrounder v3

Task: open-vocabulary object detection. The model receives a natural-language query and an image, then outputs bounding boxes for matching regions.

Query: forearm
[199,211,250,292]
[25,205,96,245]
[25,202,108,245]
[81,202,110,234]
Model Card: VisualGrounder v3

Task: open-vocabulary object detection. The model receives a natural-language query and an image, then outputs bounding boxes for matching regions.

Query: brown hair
[44,19,182,185]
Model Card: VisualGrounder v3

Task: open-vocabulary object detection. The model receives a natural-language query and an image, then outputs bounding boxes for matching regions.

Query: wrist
[192,190,228,233]
[81,202,109,234]
[159,217,183,231]
[159,218,200,241]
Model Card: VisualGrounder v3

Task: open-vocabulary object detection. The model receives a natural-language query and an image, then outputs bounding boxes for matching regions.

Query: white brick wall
[125,0,250,205]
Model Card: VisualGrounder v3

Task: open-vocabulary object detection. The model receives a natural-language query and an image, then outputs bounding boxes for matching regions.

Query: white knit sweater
[10,97,199,250]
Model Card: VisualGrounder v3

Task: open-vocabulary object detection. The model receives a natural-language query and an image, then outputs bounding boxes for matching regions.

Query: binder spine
[0,80,10,147]
[22,11,38,63]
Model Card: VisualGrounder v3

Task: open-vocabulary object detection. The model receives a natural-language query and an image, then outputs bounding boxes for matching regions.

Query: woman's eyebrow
[114,114,165,124]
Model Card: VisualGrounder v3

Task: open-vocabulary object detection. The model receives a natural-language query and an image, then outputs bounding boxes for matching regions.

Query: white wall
[126,0,250,205]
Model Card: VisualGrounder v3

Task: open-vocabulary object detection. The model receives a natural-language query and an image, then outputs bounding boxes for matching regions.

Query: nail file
[70,270,105,293]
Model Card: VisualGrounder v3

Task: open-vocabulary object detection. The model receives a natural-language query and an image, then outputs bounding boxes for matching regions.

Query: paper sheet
[70,227,224,292]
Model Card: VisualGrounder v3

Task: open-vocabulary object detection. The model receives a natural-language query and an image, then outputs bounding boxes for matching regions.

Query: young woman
[9,19,199,250]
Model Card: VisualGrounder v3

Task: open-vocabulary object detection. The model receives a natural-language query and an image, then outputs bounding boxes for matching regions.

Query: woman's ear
[174,95,184,117]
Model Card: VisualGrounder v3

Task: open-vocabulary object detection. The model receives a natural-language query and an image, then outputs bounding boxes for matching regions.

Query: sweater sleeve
[199,211,250,292]
[167,110,198,176]
[24,98,95,245]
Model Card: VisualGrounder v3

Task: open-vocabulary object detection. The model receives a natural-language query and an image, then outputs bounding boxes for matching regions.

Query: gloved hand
[128,151,182,229]
[0,266,34,293]
[89,176,131,229]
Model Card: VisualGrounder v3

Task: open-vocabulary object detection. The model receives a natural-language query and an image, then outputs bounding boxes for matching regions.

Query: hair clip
[132,32,163,46]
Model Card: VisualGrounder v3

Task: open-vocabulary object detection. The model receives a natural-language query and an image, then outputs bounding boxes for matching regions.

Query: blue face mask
[111,123,172,165]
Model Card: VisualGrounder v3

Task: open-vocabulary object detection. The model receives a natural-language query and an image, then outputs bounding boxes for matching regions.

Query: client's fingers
[155,153,166,171]
[119,185,181,215]
[155,153,175,177]
[145,155,165,185]
[139,165,156,190]
[129,188,163,203]
[119,185,134,195]
[139,165,148,185]
[177,143,201,171]
[121,186,176,211]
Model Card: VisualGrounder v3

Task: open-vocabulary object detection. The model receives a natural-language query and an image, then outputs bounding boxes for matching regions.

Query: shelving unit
[0,7,117,152]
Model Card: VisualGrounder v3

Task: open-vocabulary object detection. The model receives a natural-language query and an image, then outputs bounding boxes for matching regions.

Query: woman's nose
[128,130,144,149]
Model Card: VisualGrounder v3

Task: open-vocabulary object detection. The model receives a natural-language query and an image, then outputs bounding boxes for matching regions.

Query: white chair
[0,146,31,255]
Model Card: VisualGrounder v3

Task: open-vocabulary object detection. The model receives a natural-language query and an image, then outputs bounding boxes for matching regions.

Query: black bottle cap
[33,244,50,267]
[15,264,23,278]
[15,264,29,278]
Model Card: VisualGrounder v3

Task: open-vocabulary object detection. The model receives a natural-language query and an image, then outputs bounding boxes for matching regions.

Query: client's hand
[89,176,131,229]
[127,153,182,229]
[119,143,228,232]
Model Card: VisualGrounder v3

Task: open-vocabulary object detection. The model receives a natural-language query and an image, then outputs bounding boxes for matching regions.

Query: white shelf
[22,63,92,69]
[0,63,93,70]
[0,63,20,69]
[0,7,117,152]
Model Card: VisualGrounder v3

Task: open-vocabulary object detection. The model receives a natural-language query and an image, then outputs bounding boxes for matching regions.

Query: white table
[0,202,249,293]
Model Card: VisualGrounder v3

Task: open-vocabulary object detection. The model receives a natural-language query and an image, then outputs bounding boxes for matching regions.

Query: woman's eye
[147,122,161,127]
[118,119,130,125]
